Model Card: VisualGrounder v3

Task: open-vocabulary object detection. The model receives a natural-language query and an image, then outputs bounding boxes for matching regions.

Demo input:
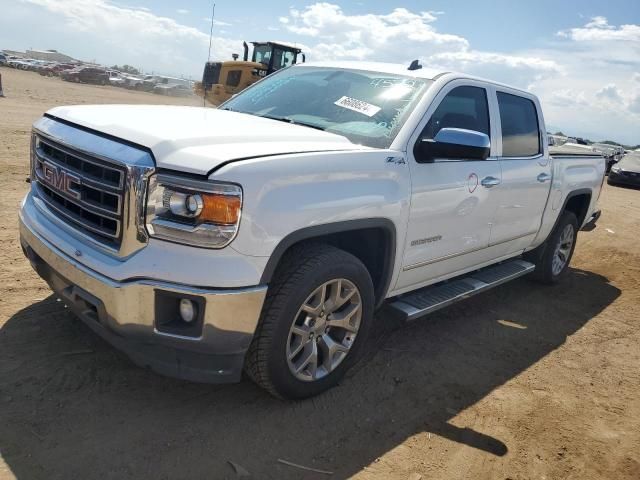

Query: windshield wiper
[259,114,326,131]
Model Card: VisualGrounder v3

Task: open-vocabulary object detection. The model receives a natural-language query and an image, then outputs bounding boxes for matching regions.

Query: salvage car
[61,66,108,85]
[153,83,193,97]
[39,63,76,77]
[608,153,640,187]
[19,61,605,399]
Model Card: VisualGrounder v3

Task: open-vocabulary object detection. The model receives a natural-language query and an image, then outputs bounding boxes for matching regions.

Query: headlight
[610,164,621,173]
[146,174,242,248]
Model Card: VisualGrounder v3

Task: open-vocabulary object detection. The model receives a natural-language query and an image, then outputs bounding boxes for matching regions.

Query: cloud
[278,2,560,89]
[15,0,240,76]
[203,17,232,26]
[3,2,639,143]
[558,16,640,42]
[595,84,624,103]
[280,3,465,61]
[549,89,588,107]
[176,9,189,15]
[629,95,640,115]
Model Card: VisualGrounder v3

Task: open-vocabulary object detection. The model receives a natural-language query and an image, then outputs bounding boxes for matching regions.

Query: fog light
[179,298,196,323]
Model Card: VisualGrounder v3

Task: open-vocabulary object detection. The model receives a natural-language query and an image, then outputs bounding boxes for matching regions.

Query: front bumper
[19,210,267,384]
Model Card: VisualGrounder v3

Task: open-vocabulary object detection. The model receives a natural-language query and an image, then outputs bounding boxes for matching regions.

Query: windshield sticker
[334,96,381,117]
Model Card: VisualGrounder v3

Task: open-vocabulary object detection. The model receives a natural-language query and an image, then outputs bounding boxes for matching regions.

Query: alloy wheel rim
[552,224,575,276]
[286,278,362,382]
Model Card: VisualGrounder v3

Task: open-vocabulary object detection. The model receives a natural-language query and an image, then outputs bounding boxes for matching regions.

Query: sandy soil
[1,66,639,480]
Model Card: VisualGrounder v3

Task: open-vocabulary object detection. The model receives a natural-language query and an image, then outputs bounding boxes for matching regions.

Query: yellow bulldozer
[194,41,305,106]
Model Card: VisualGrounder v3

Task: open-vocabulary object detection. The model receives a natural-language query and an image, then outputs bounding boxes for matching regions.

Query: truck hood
[45,105,367,175]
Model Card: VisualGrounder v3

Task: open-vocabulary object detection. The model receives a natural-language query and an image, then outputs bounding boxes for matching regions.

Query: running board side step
[387,259,535,322]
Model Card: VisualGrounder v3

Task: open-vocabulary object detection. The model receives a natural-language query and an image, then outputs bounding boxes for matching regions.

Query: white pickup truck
[19,61,604,399]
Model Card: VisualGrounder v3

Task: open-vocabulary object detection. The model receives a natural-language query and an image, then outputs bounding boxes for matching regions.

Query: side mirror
[416,128,491,162]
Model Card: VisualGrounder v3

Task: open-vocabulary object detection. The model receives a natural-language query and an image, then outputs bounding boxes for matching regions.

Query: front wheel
[527,211,579,284]
[245,244,374,399]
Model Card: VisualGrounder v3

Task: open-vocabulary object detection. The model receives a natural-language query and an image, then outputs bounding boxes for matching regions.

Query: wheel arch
[559,188,592,229]
[260,219,397,308]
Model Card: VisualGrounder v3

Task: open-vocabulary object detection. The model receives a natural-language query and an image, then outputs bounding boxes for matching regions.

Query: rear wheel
[527,211,578,284]
[245,244,374,399]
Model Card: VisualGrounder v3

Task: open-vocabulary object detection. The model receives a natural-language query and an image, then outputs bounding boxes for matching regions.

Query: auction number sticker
[334,96,381,117]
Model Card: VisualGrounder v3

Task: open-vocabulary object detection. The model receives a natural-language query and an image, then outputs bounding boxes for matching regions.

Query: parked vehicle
[39,63,76,77]
[107,70,125,86]
[120,74,144,89]
[153,83,193,97]
[141,75,191,93]
[7,59,31,69]
[592,143,624,173]
[0,53,7,65]
[608,153,640,187]
[61,66,108,85]
[19,61,605,399]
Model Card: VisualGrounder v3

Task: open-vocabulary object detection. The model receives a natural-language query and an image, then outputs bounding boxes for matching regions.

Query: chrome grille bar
[35,183,121,239]
[31,116,156,258]
[32,134,126,244]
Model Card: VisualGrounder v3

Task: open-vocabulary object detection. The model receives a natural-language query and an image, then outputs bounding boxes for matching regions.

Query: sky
[1,0,639,144]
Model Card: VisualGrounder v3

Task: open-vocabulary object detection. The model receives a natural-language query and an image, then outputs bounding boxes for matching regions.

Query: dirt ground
[1,66,639,480]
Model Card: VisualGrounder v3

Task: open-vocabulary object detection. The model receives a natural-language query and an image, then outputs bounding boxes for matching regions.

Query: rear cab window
[497,92,541,157]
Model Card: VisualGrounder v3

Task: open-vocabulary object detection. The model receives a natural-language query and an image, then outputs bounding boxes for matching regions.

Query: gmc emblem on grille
[41,161,81,200]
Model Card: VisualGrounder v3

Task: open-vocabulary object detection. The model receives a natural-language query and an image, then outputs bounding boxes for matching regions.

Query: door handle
[537,172,552,183]
[480,176,501,188]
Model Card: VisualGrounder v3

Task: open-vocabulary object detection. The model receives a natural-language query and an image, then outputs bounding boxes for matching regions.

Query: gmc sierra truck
[19,61,605,399]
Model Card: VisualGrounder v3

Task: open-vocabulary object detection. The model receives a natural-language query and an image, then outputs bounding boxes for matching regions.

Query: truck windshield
[221,66,431,149]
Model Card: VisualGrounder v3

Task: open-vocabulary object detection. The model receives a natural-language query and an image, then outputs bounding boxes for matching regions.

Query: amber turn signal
[199,193,241,224]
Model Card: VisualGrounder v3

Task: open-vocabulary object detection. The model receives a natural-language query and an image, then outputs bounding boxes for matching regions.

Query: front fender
[212,150,411,291]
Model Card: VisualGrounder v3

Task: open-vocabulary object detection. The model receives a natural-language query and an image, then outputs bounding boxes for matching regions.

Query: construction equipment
[195,41,304,106]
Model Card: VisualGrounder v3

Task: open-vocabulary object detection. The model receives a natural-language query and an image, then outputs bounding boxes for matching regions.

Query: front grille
[32,135,126,246]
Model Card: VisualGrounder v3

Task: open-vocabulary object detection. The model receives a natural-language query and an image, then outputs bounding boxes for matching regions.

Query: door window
[270,49,295,71]
[422,86,490,140]
[497,92,541,157]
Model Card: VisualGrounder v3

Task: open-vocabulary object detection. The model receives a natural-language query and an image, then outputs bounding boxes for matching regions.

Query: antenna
[208,3,215,62]
[205,2,216,107]
[207,3,216,61]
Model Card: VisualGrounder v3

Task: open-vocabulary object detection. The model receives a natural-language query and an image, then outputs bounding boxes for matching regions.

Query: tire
[245,243,375,399]
[527,211,579,284]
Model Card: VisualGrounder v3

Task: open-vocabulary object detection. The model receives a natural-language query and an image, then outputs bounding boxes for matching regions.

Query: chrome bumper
[19,215,267,384]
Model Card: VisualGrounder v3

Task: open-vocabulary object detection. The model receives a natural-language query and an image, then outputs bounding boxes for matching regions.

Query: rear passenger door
[489,89,552,255]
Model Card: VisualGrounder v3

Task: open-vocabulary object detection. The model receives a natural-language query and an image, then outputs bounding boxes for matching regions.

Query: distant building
[26,49,77,62]
[3,49,78,63]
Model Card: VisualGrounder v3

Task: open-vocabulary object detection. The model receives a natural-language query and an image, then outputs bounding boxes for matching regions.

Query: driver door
[395,82,503,292]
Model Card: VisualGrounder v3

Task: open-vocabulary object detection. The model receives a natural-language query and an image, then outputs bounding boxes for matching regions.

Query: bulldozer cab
[250,42,303,74]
